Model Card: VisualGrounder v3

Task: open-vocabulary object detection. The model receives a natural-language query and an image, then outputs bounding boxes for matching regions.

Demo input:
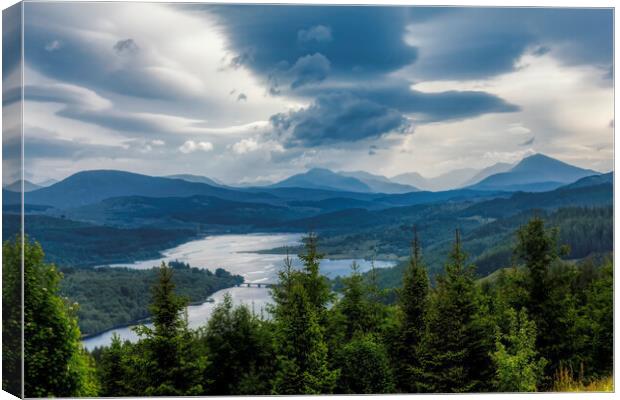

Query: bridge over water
[236,282,277,289]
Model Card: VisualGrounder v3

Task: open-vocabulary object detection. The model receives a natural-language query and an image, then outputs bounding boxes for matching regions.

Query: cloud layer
[15,3,613,184]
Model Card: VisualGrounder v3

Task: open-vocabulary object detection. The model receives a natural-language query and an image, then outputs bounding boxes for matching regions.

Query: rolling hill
[166,174,224,187]
[57,195,309,229]
[21,170,279,209]
[339,171,419,193]
[270,168,372,192]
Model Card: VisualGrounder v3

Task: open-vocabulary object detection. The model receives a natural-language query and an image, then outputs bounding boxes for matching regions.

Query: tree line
[2,216,613,396]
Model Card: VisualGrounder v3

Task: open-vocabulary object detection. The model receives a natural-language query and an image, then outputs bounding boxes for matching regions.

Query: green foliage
[5,214,198,267]
[60,264,242,335]
[492,308,547,392]
[95,334,131,396]
[297,233,333,317]
[2,236,22,396]
[365,206,613,290]
[335,334,395,394]
[198,294,276,395]
[270,236,339,394]
[18,238,99,397]
[272,283,338,394]
[419,231,494,393]
[335,262,381,339]
[18,216,614,395]
[132,263,207,396]
[580,260,613,376]
[393,229,429,392]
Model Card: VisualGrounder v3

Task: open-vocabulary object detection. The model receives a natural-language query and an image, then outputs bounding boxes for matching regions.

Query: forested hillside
[59,265,243,335]
[4,217,613,396]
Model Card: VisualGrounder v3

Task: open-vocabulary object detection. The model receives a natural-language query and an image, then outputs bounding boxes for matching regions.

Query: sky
[7,3,614,184]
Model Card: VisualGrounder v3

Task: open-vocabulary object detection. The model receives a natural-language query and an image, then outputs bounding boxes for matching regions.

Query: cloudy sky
[11,3,614,184]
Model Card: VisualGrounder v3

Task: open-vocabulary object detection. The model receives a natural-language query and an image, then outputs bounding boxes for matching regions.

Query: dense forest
[59,264,243,335]
[2,216,613,396]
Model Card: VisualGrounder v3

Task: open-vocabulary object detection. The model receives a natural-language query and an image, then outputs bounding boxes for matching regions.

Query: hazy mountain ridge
[391,168,478,191]
[469,154,599,191]
[4,179,43,192]
[269,168,373,192]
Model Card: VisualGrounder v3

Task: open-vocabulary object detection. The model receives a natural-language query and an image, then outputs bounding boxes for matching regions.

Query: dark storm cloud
[297,82,519,123]
[269,80,519,148]
[2,3,22,81]
[407,8,613,80]
[208,6,612,83]
[297,25,332,43]
[289,53,331,89]
[268,82,518,147]
[207,5,418,77]
[270,92,411,147]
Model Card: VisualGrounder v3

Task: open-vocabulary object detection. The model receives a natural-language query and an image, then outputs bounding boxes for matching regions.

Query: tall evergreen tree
[514,217,577,381]
[200,293,276,395]
[514,216,565,316]
[96,334,130,396]
[134,262,206,395]
[582,260,613,376]
[272,282,338,394]
[420,230,494,393]
[394,228,429,392]
[336,334,395,394]
[337,262,376,339]
[298,233,332,317]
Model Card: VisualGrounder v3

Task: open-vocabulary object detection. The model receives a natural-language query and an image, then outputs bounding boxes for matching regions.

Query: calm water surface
[83,233,394,350]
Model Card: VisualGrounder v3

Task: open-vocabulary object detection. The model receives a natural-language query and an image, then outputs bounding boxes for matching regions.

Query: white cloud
[179,140,213,154]
[151,139,165,146]
[231,138,260,154]
[26,2,289,126]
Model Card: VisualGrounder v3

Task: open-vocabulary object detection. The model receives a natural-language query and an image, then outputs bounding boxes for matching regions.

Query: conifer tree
[395,228,429,392]
[514,217,575,381]
[514,216,564,315]
[272,278,338,394]
[201,293,276,395]
[298,233,332,317]
[135,262,206,396]
[336,334,395,394]
[338,262,376,339]
[420,230,494,393]
[96,334,129,396]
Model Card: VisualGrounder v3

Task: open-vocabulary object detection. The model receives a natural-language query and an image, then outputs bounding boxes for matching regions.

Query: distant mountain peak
[469,153,600,192]
[270,168,372,193]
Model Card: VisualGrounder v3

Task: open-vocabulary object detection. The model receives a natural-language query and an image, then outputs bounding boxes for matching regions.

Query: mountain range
[3,153,611,276]
[5,153,606,210]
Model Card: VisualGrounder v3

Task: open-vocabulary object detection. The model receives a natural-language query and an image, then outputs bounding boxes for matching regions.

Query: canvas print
[2,2,614,397]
